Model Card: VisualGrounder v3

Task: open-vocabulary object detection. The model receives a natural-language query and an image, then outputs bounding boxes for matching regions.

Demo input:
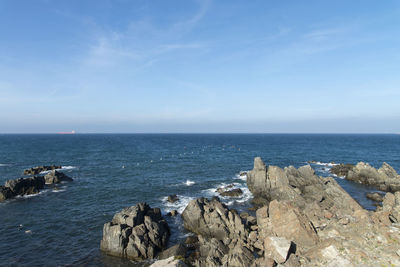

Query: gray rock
[4,176,45,196]
[168,194,179,203]
[181,197,248,242]
[23,165,61,175]
[366,192,384,202]
[217,187,243,197]
[100,202,170,261]
[150,256,187,267]
[167,210,178,216]
[0,186,14,201]
[158,243,187,260]
[264,236,293,264]
[44,170,73,184]
[330,164,354,177]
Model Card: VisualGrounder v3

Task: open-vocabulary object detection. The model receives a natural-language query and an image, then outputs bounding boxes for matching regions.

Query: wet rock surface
[23,165,61,175]
[44,170,73,184]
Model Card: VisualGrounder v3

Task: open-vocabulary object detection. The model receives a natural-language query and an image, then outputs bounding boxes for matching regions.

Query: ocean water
[0,134,399,266]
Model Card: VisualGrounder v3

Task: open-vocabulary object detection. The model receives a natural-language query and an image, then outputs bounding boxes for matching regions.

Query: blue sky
[0,0,399,133]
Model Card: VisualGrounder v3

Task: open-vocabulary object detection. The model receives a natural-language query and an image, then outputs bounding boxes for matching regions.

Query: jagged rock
[336,162,400,192]
[100,203,170,261]
[330,164,354,177]
[247,157,302,203]
[378,192,400,223]
[264,236,293,264]
[158,243,187,260]
[181,197,248,242]
[23,165,61,175]
[150,256,187,267]
[44,170,73,184]
[366,192,384,202]
[4,176,45,196]
[168,194,179,203]
[0,186,14,201]
[195,236,229,266]
[216,187,243,197]
[268,200,318,248]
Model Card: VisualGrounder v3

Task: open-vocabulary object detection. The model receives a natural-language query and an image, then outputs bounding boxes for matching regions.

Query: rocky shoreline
[330,162,400,193]
[0,167,73,202]
[100,157,400,266]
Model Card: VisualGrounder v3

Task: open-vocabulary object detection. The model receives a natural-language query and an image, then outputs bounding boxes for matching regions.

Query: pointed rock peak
[254,157,266,171]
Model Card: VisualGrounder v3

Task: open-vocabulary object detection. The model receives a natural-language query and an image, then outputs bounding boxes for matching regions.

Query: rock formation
[216,186,243,197]
[23,165,61,175]
[0,176,45,201]
[100,202,170,261]
[331,162,400,192]
[44,170,73,184]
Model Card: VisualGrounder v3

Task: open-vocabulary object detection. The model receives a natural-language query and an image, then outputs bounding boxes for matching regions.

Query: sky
[0,0,399,133]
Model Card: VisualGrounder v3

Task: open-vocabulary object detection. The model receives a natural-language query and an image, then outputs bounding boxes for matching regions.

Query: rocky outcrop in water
[23,165,61,175]
[44,170,73,184]
[0,176,45,201]
[244,157,400,266]
[331,162,400,192]
[100,202,170,261]
[99,157,400,266]
[216,186,243,197]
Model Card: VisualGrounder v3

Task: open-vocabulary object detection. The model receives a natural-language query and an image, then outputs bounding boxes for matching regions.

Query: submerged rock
[44,170,73,184]
[100,202,170,261]
[23,165,61,175]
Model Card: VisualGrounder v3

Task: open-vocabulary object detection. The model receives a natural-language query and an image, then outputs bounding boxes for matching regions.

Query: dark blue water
[0,134,399,266]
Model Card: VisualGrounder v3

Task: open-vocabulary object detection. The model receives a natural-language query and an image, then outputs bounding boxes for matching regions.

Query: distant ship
[57,130,76,135]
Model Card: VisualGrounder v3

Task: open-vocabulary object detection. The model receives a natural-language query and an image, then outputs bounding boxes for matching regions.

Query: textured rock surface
[44,170,73,184]
[23,165,61,175]
[4,176,45,196]
[264,236,293,264]
[150,256,187,267]
[100,203,170,261]
[0,186,14,201]
[217,187,243,197]
[331,162,400,192]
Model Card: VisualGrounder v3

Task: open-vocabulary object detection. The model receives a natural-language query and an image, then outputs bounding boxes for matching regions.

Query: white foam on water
[162,195,195,214]
[311,161,338,167]
[16,190,48,199]
[40,166,77,174]
[52,187,67,193]
[332,174,345,179]
[234,171,248,181]
[202,182,253,206]
[184,180,195,186]
[0,163,11,167]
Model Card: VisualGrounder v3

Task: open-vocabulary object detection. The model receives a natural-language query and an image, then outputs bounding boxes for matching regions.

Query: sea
[0,134,399,266]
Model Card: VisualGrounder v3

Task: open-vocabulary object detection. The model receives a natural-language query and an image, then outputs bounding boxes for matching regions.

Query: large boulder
[100,203,170,261]
[181,197,248,242]
[268,200,319,248]
[4,176,45,196]
[217,187,243,197]
[23,165,61,175]
[44,170,73,184]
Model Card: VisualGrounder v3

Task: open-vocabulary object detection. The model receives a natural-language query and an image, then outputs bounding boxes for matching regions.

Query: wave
[234,171,248,181]
[39,165,78,174]
[0,163,11,167]
[201,182,253,206]
[162,195,195,214]
[309,161,338,167]
[184,180,195,186]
